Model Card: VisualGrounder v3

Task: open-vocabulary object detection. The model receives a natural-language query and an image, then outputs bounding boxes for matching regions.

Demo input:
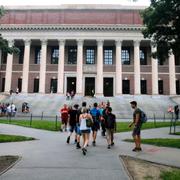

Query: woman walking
[79,108,93,155]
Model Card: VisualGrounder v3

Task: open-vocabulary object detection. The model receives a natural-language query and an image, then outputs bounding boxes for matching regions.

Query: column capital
[97,39,104,46]
[133,40,141,46]
[115,39,123,46]
[24,39,31,46]
[7,39,14,47]
[77,39,84,46]
[40,39,48,45]
[58,39,65,46]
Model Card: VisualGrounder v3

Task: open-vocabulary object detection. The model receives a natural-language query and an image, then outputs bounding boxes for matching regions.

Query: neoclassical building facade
[0,5,179,96]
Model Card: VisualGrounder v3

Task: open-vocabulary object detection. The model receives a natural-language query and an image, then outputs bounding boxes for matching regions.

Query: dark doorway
[122,80,130,94]
[176,80,180,95]
[1,78,5,92]
[33,79,39,93]
[50,79,57,93]
[103,78,113,97]
[85,77,95,96]
[141,80,147,94]
[67,77,76,94]
[18,78,22,92]
[158,80,163,94]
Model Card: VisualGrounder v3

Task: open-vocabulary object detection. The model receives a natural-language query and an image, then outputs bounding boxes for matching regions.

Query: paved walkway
[0,125,180,180]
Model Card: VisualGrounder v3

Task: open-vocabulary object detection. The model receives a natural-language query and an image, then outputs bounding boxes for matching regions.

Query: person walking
[60,104,69,132]
[79,107,93,155]
[66,104,79,144]
[129,101,142,152]
[90,103,100,146]
[104,107,116,149]
[174,105,179,121]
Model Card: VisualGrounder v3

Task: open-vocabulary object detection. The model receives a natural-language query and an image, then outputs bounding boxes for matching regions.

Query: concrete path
[0,124,129,180]
[0,125,180,180]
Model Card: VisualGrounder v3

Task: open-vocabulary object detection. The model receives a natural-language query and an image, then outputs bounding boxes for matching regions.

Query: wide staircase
[0,93,178,119]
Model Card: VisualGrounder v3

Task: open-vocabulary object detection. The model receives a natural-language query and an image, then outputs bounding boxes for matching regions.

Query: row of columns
[4,39,177,96]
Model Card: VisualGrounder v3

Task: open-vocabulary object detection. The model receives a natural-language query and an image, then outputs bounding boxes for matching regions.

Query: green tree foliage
[0,6,19,54]
[141,0,180,62]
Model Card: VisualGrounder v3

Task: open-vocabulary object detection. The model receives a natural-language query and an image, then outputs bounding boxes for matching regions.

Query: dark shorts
[81,129,91,134]
[69,125,77,133]
[76,125,81,136]
[91,122,100,132]
[132,125,142,136]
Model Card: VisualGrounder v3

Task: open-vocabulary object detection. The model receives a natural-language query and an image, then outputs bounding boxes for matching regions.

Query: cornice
[0,24,144,32]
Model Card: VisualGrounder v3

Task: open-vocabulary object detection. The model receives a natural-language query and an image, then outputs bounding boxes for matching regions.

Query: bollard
[55,115,58,131]
[153,113,156,128]
[41,112,44,121]
[30,113,32,127]
[163,113,165,122]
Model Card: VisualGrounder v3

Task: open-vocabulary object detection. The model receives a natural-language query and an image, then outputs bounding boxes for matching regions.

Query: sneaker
[76,143,81,149]
[107,145,111,149]
[111,142,115,146]
[74,139,77,144]
[82,148,86,155]
[66,136,70,144]
[92,141,96,146]
[132,147,142,152]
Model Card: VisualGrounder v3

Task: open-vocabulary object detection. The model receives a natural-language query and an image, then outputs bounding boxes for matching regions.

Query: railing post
[154,113,156,128]
[30,113,32,127]
[41,112,44,120]
[55,115,58,131]
[163,113,165,122]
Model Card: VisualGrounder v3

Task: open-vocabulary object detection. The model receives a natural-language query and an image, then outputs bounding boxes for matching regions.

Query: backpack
[90,108,100,123]
[140,110,147,123]
[106,114,115,129]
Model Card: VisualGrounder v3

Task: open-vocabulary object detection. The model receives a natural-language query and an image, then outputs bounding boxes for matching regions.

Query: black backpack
[106,114,115,129]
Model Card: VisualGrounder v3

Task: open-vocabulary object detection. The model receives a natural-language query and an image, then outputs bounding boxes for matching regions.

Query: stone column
[39,39,47,93]
[57,40,65,95]
[76,39,84,96]
[96,40,104,96]
[151,44,159,95]
[134,40,141,95]
[115,40,122,96]
[22,39,31,93]
[4,40,14,93]
[169,52,176,95]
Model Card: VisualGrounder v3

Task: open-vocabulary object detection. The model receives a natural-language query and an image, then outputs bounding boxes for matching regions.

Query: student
[104,107,116,149]
[60,104,69,132]
[79,107,93,155]
[66,104,79,144]
[90,103,100,146]
[129,101,142,152]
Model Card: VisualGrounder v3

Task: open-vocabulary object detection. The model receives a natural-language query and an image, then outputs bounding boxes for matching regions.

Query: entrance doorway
[122,80,130,94]
[103,78,113,97]
[50,79,57,93]
[67,77,76,94]
[85,77,95,96]
[18,78,22,92]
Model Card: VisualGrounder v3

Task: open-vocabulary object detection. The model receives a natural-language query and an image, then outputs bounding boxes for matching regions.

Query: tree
[0,6,19,54]
[141,0,180,62]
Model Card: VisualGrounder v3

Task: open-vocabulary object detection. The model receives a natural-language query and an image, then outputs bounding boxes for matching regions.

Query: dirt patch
[0,156,19,175]
[120,155,179,180]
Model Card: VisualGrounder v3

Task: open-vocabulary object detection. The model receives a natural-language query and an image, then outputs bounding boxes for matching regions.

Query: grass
[0,119,61,131]
[0,134,35,143]
[124,138,180,149]
[174,132,180,135]
[0,119,179,132]
[160,170,180,180]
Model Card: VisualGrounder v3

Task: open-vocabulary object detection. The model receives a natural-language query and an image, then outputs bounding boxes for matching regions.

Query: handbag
[86,118,93,127]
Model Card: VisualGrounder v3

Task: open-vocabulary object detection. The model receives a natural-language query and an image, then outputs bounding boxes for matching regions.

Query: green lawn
[0,119,179,132]
[124,138,180,149]
[160,170,180,180]
[0,134,35,143]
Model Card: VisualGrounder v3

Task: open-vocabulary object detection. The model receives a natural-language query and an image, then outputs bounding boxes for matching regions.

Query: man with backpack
[90,103,100,146]
[129,101,143,152]
[104,107,116,149]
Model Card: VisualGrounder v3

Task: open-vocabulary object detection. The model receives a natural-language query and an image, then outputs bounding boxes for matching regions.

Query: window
[122,48,130,65]
[176,80,180,95]
[86,48,95,64]
[68,47,77,64]
[51,47,59,64]
[18,46,24,64]
[140,49,147,65]
[35,47,41,64]
[104,48,113,65]
[123,80,130,94]
[2,51,7,64]
[50,79,57,93]
[33,79,39,92]
[141,80,147,94]
[1,78,5,92]
[158,80,163,94]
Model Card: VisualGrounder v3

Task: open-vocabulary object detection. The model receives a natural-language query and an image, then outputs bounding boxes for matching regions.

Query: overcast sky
[0,0,150,6]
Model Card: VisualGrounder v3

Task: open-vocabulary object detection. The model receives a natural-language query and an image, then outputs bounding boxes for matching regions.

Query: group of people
[66,91,75,100]
[60,101,116,155]
[0,103,17,117]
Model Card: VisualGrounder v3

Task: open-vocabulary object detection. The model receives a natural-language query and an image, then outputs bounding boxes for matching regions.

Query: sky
[0,0,150,6]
